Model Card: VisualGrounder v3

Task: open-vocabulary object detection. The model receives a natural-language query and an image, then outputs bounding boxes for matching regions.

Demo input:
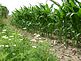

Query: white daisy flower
[23,27,26,30]
[32,46,37,48]
[34,33,37,36]
[38,38,42,40]
[2,35,8,39]
[9,39,11,40]
[35,34,40,38]
[5,45,9,47]
[13,44,16,47]
[2,29,6,32]
[1,45,4,47]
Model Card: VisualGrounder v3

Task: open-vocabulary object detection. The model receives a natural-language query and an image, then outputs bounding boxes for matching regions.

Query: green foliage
[0,26,58,61]
[11,1,81,47]
[11,4,54,36]
[0,4,9,20]
[0,24,5,31]
[52,0,81,46]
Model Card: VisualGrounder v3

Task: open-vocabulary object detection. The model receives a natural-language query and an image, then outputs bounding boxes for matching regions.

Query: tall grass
[0,25,58,61]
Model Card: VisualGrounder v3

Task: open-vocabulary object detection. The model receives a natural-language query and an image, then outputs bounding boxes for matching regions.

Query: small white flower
[2,35,8,39]
[29,12,32,13]
[72,31,75,33]
[35,34,40,38]
[2,29,6,32]
[32,46,37,48]
[0,45,4,47]
[9,36,14,38]
[38,38,42,40]
[1,45,4,47]
[34,33,37,36]
[23,27,26,30]
[1,32,5,33]
[5,45,9,47]
[9,39,11,40]
[13,44,16,47]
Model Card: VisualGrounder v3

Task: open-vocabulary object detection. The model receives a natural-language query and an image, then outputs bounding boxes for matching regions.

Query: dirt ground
[17,29,81,61]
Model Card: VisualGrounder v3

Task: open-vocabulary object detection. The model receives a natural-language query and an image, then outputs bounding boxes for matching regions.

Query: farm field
[0,18,59,61]
[1,16,81,61]
[0,0,81,61]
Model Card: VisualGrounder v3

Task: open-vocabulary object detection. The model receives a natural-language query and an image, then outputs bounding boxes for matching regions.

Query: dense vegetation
[11,0,81,47]
[51,0,81,46]
[11,4,54,34]
[1,0,81,61]
[0,4,9,19]
[0,25,58,61]
[0,4,58,61]
[0,4,9,33]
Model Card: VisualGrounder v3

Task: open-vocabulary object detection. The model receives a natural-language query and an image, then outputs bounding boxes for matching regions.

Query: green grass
[0,25,58,61]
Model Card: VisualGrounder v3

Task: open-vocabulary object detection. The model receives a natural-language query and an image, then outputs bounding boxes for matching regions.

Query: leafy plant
[0,4,9,24]
[0,25,58,61]
[11,1,81,47]
[11,3,54,36]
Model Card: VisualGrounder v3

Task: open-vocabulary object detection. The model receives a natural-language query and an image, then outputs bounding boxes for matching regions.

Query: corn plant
[51,0,81,46]
[11,1,81,47]
[11,3,55,36]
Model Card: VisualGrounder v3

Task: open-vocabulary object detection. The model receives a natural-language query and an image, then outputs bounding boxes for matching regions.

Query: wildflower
[34,33,37,36]
[9,39,11,40]
[2,29,6,32]
[23,27,26,30]
[1,31,5,33]
[1,45,4,47]
[38,38,42,40]
[29,12,32,13]
[35,34,40,38]
[5,45,9,47]
[2,35,8,39]
[32,46,37,48]
[13,44,16,47]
